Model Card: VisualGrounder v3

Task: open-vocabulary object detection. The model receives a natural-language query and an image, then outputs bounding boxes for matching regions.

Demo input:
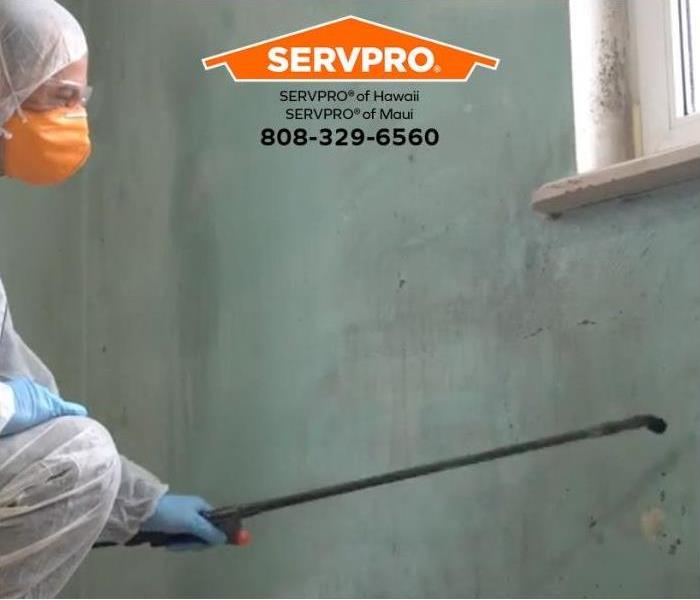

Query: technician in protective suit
[0,1,228,597]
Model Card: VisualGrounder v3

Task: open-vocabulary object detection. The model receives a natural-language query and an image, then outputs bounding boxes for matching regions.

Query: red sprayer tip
[232,529,252,546]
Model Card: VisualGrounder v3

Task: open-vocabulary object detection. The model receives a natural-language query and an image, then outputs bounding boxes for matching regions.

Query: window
[532,1,700,216]
[633,0,700,153]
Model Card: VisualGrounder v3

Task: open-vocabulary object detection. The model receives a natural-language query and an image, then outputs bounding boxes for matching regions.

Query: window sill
[531,143,700,216]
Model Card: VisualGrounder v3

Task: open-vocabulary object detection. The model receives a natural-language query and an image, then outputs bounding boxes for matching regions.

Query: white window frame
[632,0,700,154]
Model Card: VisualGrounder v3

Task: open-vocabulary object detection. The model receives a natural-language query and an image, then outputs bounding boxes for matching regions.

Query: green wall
[0,1,698,596]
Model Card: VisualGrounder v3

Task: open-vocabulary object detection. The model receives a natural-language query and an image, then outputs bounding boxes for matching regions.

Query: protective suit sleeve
[96,455,169,544]
[1,278,169,545]
[0,381,15,433]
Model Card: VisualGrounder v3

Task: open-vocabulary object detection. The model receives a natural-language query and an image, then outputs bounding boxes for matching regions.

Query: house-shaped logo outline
[201,15,500,83]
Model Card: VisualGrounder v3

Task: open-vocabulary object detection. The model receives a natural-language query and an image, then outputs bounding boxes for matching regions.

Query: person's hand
[140,494,229,551]
[1,377,88,436]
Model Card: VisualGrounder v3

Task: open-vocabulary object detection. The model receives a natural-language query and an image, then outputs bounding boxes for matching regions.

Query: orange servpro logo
[202,16,499,82]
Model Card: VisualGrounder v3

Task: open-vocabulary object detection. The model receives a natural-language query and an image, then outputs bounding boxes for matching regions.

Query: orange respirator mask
[2,106,91,186]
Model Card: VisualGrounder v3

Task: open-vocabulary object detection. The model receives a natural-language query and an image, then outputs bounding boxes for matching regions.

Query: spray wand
[100,414,666,548]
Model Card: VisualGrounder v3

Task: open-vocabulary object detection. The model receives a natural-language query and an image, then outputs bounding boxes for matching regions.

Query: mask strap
[0,104,29,139]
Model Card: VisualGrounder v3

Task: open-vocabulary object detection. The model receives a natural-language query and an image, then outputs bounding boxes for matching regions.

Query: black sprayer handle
[124,531,198,547]
[95,510,250,548]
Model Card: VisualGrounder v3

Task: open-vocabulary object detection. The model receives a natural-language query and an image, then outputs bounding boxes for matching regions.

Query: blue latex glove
[1,377,88,436]
[140,494,228,551]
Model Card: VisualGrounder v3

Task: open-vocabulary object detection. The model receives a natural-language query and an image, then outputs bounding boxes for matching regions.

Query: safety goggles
[22,79,93,111]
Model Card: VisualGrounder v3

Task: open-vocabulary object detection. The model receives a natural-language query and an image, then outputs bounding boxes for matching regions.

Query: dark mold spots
[588,516,597,529]
[522,327,544,339]
[669,538,681,555]
[659,490,666,503]
[578,319,597,326]
[595,27,629,112]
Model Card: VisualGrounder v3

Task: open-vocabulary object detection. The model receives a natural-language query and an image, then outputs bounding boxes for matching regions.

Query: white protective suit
[0,1,168,597]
